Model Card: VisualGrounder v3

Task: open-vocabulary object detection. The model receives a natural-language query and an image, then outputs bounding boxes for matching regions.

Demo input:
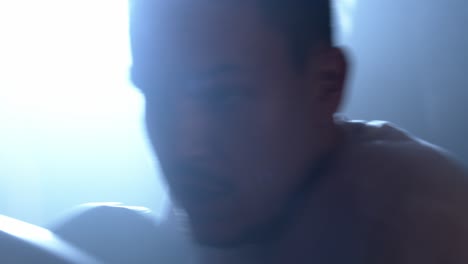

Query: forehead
[131,0,289,79]
[135,0,263,34]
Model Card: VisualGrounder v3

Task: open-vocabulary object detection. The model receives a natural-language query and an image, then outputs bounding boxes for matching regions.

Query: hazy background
[0,0,466,226]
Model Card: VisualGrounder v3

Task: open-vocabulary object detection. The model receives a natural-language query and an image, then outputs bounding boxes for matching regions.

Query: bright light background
[0,0,167,226]
[0,0,357,226]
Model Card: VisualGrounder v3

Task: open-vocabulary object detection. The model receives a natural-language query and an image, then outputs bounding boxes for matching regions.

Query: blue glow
[0,0,358,226]
[0,215,55,241]
[335,0,358,41]
[0,0,166,225]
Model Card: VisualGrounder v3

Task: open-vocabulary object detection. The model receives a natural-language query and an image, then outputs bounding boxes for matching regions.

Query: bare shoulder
[341,121,468,199]
[338,120,468,263]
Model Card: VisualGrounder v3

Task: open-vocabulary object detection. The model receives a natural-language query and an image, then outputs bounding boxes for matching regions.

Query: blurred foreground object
[0,215,102,264]
[50,203,195,264]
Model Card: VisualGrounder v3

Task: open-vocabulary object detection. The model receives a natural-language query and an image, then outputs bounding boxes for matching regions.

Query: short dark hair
[129,0,333,70]
[257,0,333,67]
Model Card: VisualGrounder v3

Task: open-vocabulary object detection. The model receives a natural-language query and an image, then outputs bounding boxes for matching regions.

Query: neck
[322,117,347,155]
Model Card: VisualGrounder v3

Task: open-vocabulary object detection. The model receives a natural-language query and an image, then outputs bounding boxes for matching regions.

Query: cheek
[224,99,319,213]
[144,104,165,152]
[220,112,298,203]
[143,100,180,168]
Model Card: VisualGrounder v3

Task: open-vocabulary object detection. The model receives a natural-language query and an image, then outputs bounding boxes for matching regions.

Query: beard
[185,146,340,249]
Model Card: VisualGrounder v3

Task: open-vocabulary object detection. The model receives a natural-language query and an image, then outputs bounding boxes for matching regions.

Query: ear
[310,47,349,115]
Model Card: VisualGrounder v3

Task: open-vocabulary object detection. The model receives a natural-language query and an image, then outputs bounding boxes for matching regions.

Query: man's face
[133,1,330,246]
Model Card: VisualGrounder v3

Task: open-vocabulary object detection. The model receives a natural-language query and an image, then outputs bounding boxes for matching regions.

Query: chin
[189,217,254,249]
[189,206,293,249]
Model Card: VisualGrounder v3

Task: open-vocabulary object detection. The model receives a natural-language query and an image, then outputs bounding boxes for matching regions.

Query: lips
[163,163,234,210]
[169,178,234,217]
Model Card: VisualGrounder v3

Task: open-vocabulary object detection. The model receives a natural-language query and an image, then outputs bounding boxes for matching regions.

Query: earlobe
[315,47,348,111]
